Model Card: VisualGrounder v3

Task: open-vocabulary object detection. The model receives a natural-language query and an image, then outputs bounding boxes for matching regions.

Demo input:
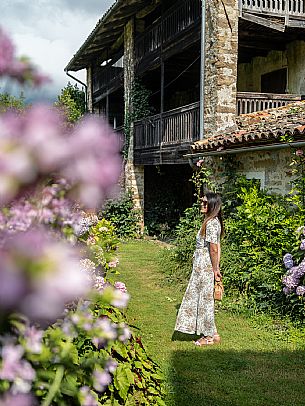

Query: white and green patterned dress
[175,217,221,337]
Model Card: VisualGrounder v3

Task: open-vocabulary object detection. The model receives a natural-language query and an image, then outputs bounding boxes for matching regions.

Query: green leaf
[113,364,134,401]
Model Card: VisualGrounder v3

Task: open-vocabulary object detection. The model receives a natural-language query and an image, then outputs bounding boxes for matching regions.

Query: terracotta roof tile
[192,100,305,153]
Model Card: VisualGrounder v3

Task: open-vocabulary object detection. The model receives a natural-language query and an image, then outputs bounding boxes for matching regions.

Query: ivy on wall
[123,79,153,157]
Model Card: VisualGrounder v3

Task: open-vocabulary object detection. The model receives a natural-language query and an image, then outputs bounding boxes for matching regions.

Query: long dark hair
[200,191,224,238]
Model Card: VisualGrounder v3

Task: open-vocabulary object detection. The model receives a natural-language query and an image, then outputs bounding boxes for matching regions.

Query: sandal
[194,336,214,346]
[213,333,221,344]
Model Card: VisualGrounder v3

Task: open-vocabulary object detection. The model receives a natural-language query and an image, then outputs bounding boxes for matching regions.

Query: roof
[65,0,153,72]
[192,100,305,154]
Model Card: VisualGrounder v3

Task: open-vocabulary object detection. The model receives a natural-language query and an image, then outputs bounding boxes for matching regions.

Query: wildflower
[24,326,43,354]
[118,324,131,342]
[93,368,112,392]
[196,159,204,167]
[296,286,305,296]
[0,344,35,388]
[105,359,118,374]
[114,281,127,293]
[0,392,36,406]
[79,386,98,406]
[111,290,130,309]
[300,239,305,251]
[0,229,90,322]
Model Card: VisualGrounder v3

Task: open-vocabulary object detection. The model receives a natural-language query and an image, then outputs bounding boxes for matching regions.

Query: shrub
[101,191,142,239]
[221,185,304,317]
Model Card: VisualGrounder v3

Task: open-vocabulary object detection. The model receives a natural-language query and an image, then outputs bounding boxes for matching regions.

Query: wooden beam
[241,12,286,32]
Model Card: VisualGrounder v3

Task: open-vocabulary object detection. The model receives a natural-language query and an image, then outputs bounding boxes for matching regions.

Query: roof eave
[65,0,122,72]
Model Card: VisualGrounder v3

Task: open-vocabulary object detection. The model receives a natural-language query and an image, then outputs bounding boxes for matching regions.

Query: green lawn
[117,240,305,406]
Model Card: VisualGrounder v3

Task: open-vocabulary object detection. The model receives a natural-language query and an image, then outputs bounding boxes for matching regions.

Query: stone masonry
[86,66,93,113]
[206,149,293,195]
[204,0,238,136]
[123,19,145,228]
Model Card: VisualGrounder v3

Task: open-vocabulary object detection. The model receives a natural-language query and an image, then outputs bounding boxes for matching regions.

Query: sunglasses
[201,200,208,207]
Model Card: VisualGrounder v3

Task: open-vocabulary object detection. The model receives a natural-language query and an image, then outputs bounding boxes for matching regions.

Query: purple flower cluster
[282,254,305,296]
[0,392,35,406]
[73,213,99,237]
[0,229,90,322]
[0,344,35,393]
[0,27,49,87]
[0,105,122,208]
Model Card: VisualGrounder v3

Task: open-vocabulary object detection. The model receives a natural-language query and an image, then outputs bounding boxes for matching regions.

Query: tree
[0,92,25,113]
[55,82,86,123]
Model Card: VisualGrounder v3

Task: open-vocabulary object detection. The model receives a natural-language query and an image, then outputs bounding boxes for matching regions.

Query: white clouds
[1,0,115,101]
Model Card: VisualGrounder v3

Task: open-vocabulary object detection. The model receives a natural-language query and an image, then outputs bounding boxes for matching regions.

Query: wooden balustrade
[135,0,201,63]
[236,92,302,115]
[134,102,200,150]
[92,53,124,96]
[134,93,302,151]
[240,0,305,17]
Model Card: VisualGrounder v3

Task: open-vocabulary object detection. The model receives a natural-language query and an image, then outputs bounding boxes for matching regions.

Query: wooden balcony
[236,92,302,115]
[134,102,200,164]
[92,53,123,101]
[135,0,201,68]
[239,0,305,29]
[240,0,305,17]
[134,92,302,163]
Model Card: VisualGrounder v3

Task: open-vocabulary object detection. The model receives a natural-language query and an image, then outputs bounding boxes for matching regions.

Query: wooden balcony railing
[92,53,124,96]
[240,0,305,18]
[134,102,200,150]
[134,93,302,150]
[236,92,302,115]
[135,0,201,64]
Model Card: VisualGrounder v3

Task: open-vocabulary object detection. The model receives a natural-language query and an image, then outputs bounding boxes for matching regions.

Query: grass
[117,240,305,406]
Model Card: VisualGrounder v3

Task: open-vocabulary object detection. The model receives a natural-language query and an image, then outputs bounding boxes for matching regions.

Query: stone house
[65,0,305,225]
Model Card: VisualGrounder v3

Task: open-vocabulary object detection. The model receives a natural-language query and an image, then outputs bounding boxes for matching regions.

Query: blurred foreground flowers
[0,27,132,405]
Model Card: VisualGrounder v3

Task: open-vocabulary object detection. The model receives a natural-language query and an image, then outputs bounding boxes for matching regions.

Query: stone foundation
[125,161,144,228]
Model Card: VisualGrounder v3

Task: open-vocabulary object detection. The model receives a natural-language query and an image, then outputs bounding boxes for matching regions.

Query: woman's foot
[213,333,221,344]
[194,336,214,346]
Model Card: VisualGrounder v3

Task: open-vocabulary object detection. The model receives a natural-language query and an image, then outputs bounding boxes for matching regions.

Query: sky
[1,0,115,102]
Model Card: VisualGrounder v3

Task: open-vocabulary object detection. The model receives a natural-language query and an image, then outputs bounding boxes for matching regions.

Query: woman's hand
[214,269,222,281]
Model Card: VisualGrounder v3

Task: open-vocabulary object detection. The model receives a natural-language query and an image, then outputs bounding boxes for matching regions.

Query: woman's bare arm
[210,242,222,280]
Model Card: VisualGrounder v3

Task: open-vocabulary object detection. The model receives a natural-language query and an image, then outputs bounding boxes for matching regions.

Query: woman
[175,191,224,346]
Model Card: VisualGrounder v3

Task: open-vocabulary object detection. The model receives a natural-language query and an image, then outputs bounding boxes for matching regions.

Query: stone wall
[204,0,239,136]
[207,148,292,195]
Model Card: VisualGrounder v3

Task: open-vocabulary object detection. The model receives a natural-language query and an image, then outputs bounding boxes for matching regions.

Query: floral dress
[175,217,221,337]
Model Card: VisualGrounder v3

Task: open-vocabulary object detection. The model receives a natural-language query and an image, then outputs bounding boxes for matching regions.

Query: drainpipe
[185,140,305,161]
[199,0,206,140]
[65,70,88,112]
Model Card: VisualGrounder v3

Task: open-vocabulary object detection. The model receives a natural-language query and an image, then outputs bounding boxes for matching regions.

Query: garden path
[118,240,305,406]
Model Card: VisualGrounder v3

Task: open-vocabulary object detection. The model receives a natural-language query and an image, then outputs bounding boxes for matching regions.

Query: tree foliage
[55,82,86,123]
[0,92,25,113]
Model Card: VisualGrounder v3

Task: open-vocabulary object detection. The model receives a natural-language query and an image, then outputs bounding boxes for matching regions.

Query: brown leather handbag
[214,279,224,301]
